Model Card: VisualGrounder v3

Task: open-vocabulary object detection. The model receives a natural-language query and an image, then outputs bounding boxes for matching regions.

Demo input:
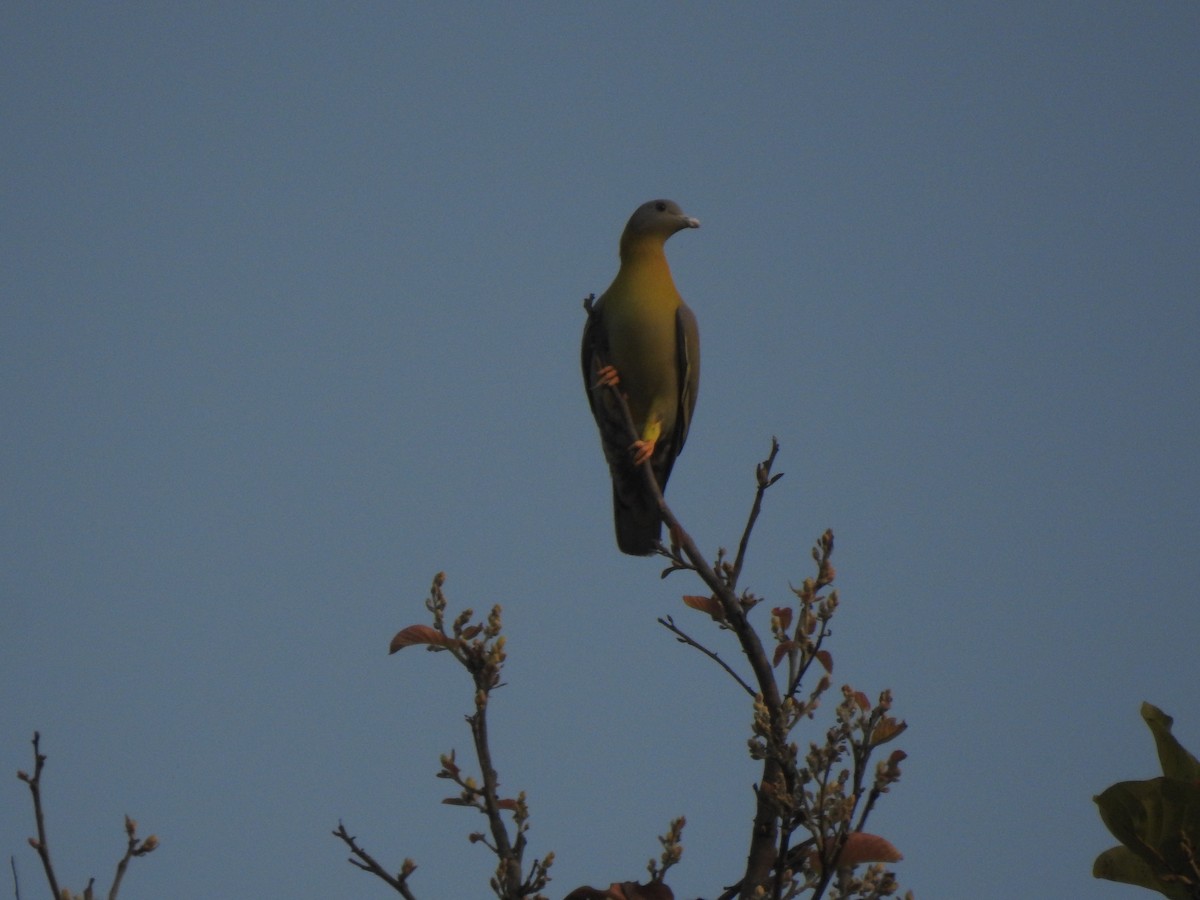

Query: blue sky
[3,4,1198,898]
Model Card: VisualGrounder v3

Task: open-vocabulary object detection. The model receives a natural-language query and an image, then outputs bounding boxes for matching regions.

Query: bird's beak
[682,216,700,229]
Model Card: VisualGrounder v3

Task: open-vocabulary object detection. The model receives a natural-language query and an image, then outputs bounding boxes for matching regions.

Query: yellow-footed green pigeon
[582,199,701,555]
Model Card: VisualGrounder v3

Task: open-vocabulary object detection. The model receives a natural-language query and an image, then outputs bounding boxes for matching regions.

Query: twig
[731,440,782,587]
[11,855,20,900]
[107,815,157,900]
[332,822,418,899]
[19,733,62,899]
[657,616,755,697]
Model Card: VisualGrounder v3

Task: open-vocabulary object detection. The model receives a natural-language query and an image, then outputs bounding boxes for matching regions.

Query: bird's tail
[612,480,661,556]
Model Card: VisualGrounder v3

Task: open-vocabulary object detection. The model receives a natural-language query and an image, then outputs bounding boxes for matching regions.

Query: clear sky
[3,4,1198,898]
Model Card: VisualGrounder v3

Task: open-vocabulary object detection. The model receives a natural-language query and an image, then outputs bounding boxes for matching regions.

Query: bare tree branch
[16,734,158,900]
[332,822,418,899]
[18,732,62,899]
[657,615,756,698]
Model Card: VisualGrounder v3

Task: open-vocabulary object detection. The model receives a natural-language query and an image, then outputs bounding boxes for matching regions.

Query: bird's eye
[655,201,667,212]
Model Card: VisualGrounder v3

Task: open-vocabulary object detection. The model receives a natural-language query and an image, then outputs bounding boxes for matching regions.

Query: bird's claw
[630,439,655,466]
[593,364,620,389]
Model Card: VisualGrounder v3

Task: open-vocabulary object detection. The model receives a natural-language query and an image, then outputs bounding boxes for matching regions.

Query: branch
[16,734,158,900]
[108,816,158,900]
[371,580,551,900]
[657,616,755,698]
[582,334,788,897]
[466,692,522,896]
[731,439,783,587]
[332,822,418,899]
[18,732,61,898]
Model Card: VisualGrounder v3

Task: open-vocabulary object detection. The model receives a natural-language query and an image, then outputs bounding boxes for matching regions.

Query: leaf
[682,595,724,621]
[1093,845,1194,899]
[870,717,908,747]
[1094,777,1200,880]
[564,882,674,900]
[389,624,449,653]
[772,606,793,632]
[623,882,673,900]
[1142,702,1200,782]
[773,641,798,667]
[838,832,903,866]
[815,649,833,673]
[496,798,518,810]
[852,691,871,712]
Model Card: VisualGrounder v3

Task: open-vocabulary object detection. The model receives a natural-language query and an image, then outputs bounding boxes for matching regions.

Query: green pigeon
[582,199,701,555]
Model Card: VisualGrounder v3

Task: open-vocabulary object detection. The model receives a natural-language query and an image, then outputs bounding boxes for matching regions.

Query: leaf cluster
[1094,703,1200,898]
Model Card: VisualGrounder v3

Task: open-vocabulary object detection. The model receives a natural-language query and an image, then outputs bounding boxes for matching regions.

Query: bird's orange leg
[593,364,620,389]
[630,438,656,466]
[629,418,663,466]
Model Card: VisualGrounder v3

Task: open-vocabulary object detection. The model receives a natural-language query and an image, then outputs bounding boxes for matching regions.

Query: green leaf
[1093,845,1194,899]
[1142,703,1200,783]
[1094,777,1200,890]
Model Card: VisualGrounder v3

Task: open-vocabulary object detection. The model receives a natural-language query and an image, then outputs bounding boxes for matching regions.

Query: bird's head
[619,199,700,255]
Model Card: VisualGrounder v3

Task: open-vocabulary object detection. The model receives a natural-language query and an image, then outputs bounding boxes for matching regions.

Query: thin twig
[21,733,62,899]
[108,820,139,900]
[731,439,782,587]
[332,822,418,899]
[657,616,756,697]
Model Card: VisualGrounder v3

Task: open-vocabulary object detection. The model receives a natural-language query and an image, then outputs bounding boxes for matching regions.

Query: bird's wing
[672,301,700,455]
[581,302,626,470]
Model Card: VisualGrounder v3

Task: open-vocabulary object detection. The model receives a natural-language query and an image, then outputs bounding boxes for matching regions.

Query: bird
[582,199,701,555]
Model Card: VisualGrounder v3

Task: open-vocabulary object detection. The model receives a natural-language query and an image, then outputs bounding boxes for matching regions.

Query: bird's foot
[593,364,620,389]
[630,438,656,466]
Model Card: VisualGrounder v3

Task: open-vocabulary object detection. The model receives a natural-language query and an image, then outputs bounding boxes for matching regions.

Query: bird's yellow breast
[599,249,683,438]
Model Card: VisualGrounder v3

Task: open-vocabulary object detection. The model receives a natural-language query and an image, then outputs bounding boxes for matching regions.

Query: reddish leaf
[389,624,449,653]
[773,641,798,667]
[839,832,903,865]
[815,649,833,673]
[772,606,793,632]
[496,798,518,810]
[870,717,908,746]
[852,690,871,711]
[441,797,472,806]
[612,883,674,900]
[683,594,724,620]
[564,882,673,900]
